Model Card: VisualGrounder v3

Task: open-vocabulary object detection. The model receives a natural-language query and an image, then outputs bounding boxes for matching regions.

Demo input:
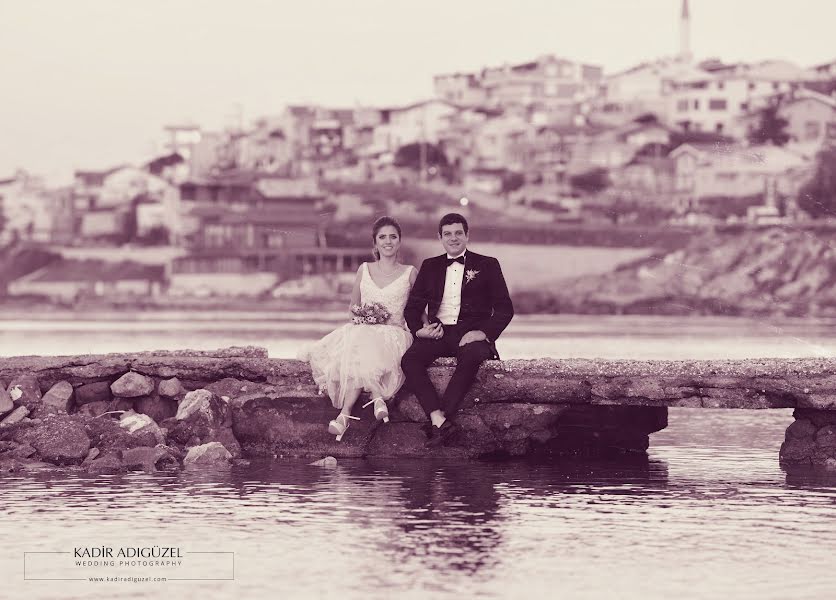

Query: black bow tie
[446,256,465,266]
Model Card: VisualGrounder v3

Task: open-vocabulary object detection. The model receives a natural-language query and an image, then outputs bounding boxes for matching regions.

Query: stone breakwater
[1,347,835,471]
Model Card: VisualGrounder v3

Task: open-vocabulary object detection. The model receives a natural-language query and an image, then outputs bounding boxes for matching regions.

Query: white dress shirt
[437,251,466,325]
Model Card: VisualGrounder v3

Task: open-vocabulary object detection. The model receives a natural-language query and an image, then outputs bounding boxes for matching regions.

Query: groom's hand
[459,330,487,347]
[416,323,443,340]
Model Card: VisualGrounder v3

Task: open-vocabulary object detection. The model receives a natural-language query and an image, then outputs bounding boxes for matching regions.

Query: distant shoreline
[4,302,836,323]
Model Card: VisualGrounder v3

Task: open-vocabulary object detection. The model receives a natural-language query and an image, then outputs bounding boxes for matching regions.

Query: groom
[402,213,514,446]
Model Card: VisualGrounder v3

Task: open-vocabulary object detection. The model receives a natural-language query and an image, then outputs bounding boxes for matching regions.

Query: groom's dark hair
[438,213,469,236]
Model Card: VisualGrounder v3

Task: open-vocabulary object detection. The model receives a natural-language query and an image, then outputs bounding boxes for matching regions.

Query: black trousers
[400,324,493,419]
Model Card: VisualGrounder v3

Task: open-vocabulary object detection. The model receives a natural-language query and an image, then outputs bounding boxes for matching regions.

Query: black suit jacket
[404,251,514,357]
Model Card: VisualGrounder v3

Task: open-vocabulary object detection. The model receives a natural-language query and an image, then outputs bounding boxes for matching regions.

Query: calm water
[2,411,836,600]
[3,313,836,359]
[2,314,836,599]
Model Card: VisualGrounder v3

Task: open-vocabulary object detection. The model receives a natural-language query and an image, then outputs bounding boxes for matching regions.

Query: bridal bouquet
[350,302,391,325]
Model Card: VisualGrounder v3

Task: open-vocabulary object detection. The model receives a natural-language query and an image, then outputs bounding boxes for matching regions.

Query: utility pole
[419,112,427,184]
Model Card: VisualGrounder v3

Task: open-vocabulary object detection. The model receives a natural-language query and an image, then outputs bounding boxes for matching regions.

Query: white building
[597,58,707,126]
[0,171,68,243]
[163,124,202,160]
[434,54,602,111]
[73,166,180,242]
[372,100,459,154]
[668,61,817,138]
[0,171,39,242]
[777,90,836,150]
[670,142,811,206]
[97,167,173,209]
[433,72,487,107]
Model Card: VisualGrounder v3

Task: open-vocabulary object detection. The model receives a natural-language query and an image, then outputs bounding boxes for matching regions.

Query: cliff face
[548,228,836,317]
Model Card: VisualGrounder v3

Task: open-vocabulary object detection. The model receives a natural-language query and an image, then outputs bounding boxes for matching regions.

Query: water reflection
[352,460,504,576]
[783,464,836,489]
[5,411,836,600]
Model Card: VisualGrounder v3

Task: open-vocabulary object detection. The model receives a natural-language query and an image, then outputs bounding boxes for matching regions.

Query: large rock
[85,415,161,453]
[392,395,426,422]
[75,381,112,405]
[0,406,30,427]
[158,377,184,398]
[781,437,816,462]
[365,423,434,457]
[111,372,154,398]
[0,381,13,416]
[82,447,100,465]
[205,377,269,400]
[786,419,817,439]
[121,445,179,472]
[134,394,177,423]
[77,401,110,418]
[7,375,42,409]
[231,394,374,459]
[41,381,74,414]
[175,389,230,425]
[119,413,165,445]
[183,442,232,469]
[25,415,91,465]
[816,425,836,449]
[10,443,37,459]
[794,408,836,427]
[86,453,124,474]
[165,390,239,457]
[106,398,135,413]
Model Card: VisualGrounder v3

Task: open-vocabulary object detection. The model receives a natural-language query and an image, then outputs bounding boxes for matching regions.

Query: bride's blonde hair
[371,216,402,260]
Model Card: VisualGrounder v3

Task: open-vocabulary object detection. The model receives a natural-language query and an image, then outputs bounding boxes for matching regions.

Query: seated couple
[300,212,514,447]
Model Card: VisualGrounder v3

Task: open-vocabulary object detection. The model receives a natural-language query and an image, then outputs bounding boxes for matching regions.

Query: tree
[137,225,171,246]
[633,113,660,125]
[669,130,733,148]
[120,197,140,244]
[570,168,611,195]
[797,147,836,218]
[747,103,790,146]
[501,171,525,194]
[393,142,448,171]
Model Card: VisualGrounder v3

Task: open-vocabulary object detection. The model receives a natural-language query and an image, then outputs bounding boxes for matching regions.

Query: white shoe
[328,413,360,442]
[362,397,389,423]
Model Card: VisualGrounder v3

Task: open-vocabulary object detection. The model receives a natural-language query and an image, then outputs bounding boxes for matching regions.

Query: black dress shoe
[425,420,460,448]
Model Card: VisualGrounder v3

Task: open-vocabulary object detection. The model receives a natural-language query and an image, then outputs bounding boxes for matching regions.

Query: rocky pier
[1,347,834,473]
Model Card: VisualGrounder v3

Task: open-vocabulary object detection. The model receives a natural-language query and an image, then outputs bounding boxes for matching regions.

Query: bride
[299,216,417,441]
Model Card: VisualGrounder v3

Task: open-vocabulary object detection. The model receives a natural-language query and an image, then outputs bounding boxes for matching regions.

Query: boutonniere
[465,269,480,284]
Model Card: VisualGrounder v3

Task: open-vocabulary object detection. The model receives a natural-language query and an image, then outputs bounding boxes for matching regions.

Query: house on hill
[669,142,812,215]
[171,173,369,297]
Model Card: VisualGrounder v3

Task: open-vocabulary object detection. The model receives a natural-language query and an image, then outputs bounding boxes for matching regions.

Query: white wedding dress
[299,263,415,409]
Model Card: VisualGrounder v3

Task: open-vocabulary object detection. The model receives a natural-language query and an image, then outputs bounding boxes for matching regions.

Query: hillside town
[0,1,835,306]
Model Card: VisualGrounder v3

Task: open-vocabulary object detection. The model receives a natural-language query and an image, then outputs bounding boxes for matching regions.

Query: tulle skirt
[298,322,414,409]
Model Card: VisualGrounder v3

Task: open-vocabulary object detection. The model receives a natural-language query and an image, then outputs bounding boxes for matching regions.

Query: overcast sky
[1,0,834,182]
